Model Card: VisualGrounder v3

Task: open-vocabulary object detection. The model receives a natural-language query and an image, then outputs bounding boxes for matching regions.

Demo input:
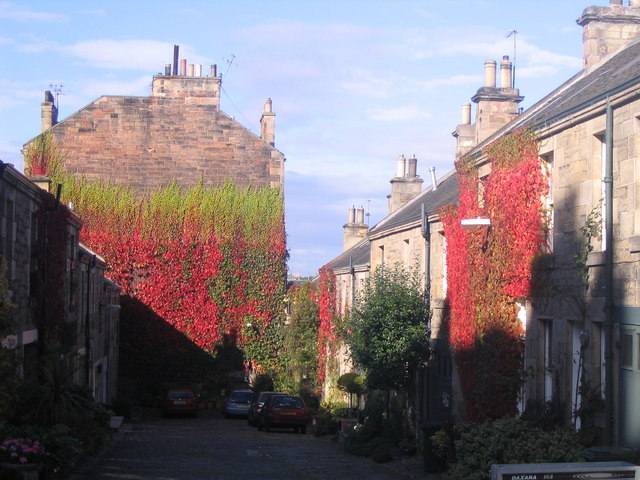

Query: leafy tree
[281,283,320,391]
[347,264,430,391]
[337,372,366,408]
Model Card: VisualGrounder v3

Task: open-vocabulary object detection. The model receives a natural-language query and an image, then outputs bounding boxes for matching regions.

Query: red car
[257,394,309,434]
[163,388,198,417]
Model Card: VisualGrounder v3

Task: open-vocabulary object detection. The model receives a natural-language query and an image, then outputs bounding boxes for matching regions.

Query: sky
[0,0,590,276]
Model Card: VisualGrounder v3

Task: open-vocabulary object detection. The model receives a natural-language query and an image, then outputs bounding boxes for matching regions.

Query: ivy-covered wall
[441,130,548,421]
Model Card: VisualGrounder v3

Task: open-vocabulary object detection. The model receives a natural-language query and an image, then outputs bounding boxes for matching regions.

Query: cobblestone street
[69,411,437,480]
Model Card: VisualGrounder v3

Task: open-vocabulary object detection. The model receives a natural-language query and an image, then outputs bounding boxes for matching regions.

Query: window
[403,239,410,265]
[622,333,633,369]
[542,318,553,402]
[379,245,385,266]
[542,153,554,252]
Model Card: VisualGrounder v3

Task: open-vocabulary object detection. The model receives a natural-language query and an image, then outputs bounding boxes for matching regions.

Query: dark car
[257,394,309,433]
[163,388,198,417]
[247,391,284,426]
[223,389,254,418]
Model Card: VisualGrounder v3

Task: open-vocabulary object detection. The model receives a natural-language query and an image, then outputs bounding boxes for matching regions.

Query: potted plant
[0,438,49,479]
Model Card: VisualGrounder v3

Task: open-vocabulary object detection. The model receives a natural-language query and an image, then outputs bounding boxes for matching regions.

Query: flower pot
[109,415,125,429]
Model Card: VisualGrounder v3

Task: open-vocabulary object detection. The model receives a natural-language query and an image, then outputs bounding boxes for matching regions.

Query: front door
[619,310,640,447]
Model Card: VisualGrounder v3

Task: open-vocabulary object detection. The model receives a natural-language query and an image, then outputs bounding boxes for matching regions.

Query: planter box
[0,463,41,480]
[109,415,124,429]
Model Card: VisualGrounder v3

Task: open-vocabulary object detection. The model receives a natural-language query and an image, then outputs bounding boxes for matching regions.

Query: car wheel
[300,425,307,434]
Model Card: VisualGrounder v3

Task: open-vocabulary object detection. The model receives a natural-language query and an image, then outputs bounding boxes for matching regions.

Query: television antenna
[506,29,519,88]
[49,84,67,109]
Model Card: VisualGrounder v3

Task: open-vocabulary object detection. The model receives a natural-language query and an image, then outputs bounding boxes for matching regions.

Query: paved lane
[69,411,431,480]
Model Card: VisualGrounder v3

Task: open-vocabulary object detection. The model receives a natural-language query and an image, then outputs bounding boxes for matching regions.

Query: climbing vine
[317,265,338,386]
[46,165,287,380]
[441,129,548,421]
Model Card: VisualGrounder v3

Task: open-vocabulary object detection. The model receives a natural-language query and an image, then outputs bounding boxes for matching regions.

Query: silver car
[223,389,254,418]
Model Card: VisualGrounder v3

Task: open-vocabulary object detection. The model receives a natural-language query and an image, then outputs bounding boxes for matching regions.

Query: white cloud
[367,104,431,122]
[63,40,211,71]
[0,2,67,22]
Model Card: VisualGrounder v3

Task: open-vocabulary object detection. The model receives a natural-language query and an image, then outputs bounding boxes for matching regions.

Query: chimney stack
[453,103,476,158]
[388,155,423,214]
[260,98,276,146]
[471,58,523,144]
[343,205,368,251]
[41,90,58,132]
[578,2,640,72]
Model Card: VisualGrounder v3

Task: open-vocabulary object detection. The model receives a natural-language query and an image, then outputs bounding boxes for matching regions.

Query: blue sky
[0,1,589,276]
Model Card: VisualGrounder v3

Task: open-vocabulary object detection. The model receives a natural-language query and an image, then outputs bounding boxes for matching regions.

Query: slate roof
[328,238,371,272]
[469,39,640,156]
[368,169,459,237]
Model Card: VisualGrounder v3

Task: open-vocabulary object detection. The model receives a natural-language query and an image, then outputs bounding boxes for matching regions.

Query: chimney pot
[180,59,187,76]
[408,155,417,178]
[173,45,179,76]
[396,155,406,178]
[211,64,217,77]
[164,64,171,75]
[348,206,356,224]
[187,64,194,76]
[484,60,497,88]
[429,166,438,191]
[195,64,202,77]
[500,55,512,89]
[264,98,273,113]
[357,207,365,224]
[461,103,471,125]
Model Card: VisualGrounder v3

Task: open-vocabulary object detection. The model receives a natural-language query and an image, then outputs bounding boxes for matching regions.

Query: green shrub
[312,399,350,436]
[440,418,584,480]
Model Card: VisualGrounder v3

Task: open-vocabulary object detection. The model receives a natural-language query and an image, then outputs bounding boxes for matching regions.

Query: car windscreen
[230,392,253,403]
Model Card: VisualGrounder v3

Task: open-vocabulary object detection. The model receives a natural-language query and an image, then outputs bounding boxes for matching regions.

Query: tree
[281,283,320,391]
[347,264,430,391]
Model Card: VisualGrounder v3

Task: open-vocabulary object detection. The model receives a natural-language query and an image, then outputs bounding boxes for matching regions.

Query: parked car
[223,389,254,418]
[163,388,198,417]
[247,391,284,426]
[257,394,309,433]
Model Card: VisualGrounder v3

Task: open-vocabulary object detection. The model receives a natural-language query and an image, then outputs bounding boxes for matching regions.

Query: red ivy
[76,192,286,355]
[317,265,338,385]
[441,129,548,421]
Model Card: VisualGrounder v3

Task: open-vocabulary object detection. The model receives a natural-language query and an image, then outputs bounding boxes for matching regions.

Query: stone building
[28,54,284,193]
[323,0,640,448]
[324,157,458,427]
[453,0,640,446]
[0,163,120,404]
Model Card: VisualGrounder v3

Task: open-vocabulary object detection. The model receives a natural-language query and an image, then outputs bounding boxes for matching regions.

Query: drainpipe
[349,256,355,307]
[603,99,614,445]
[421,204,431,296]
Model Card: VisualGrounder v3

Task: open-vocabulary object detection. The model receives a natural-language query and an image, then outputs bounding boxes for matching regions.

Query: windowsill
[586,250,606,267]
